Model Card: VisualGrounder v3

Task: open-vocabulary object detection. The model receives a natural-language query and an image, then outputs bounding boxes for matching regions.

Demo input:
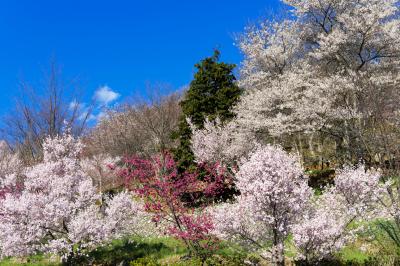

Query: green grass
[338,245,370,263]
[0,237,187,266]
[0,254,59,266]
[89,236,187,265]
[336,219,400,265]
[2,226,400,266]
[0,237,249,266]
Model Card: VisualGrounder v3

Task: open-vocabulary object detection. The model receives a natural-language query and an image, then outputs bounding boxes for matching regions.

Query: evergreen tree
[173,50,242,171]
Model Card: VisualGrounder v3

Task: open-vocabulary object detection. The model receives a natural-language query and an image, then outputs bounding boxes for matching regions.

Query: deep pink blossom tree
[119,152,228,258]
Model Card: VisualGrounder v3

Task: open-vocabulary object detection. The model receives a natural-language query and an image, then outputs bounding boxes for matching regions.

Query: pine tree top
[181,50,242,128]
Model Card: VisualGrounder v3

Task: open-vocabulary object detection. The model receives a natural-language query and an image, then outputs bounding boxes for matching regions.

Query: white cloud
[69,100,84,110]
[96,111,107,122]
[78,111,96,122]
[69,101,91,121]
[94,85,120,105]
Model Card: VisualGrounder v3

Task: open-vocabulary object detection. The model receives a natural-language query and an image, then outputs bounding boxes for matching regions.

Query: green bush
[306,168,335,190]
[130,257,160,266]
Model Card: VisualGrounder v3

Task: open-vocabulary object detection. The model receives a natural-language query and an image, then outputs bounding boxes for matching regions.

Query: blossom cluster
[119,152,233,256]
[210,145,391,263]
[0,133,148,260]
[211,145,313,264]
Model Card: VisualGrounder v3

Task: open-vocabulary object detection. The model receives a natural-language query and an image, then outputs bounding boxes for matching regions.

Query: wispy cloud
[69,99,84,111]
[94,85,120,105]
[70,85,120,124]
[96,111,108,121]
[78,111,97,122]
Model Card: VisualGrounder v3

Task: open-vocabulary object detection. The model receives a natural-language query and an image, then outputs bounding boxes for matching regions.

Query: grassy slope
[1,226,399,266]
[0,237,244,266]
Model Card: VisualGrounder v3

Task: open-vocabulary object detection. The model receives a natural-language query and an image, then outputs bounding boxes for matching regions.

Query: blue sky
[0,0,282,119]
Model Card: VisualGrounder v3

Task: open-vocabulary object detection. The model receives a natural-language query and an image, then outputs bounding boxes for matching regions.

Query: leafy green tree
[173,50,242,171]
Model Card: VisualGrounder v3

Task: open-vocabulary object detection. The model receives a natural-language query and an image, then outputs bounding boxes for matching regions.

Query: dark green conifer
[173,50,242,171]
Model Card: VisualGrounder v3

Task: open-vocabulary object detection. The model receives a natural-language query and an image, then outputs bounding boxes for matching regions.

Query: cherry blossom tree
[0,141,21,177]
[81,154,122,194]
[0,133,147,262]
[210,151,389,264]
[211,145,312,265]
[0,141,23,199]
[293,165,386,262]
[189,118,256,166]
[240,0,400,121]
[228,0,400,166]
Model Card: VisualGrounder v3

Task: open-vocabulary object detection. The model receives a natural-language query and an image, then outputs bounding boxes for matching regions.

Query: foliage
[172,117,196,172]
[130,257,160,266]
[306,168,335,190]
[192,0,400,171]
[119,152,232,259]
[173,50,242,171]
[1,1,400,265]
